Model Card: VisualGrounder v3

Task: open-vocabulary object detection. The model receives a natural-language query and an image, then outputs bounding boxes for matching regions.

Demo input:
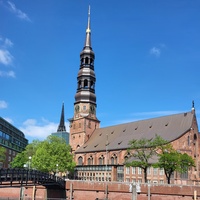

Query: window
[111,154,117,165]
[160,180,164,184]
[126,178,130,182]
[153,168,158,175]
[84,79,88,88]
[78,156,83,165]
[126,167,130,174]
[111,157,114,164]
[132,167,136,174]
[159,168,164,175]
[188,136,190,146]
[180,171,188,179]
[99,156,104,165]
[83,106,86,110]
[138,167,142,175]
[147,167,151,175]
[88,156,93,165]
[137,179,142,184]
[85,57,89,64]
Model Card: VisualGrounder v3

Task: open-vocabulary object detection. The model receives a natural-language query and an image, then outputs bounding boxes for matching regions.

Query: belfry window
[78,80,82,88]
[85,57,89,64]
[84,79,88,88]
[90,81,95,89]
[81,58,84,65]
[90,58,94,65]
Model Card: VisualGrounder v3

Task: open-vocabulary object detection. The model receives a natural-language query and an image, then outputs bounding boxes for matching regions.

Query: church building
[69,7,200,184]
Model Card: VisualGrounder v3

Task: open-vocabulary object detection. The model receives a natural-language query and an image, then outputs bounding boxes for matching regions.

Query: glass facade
[51,131,69,144]
[0,117,28,168]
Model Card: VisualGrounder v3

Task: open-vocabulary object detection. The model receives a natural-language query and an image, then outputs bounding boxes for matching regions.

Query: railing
[0,168,65,189]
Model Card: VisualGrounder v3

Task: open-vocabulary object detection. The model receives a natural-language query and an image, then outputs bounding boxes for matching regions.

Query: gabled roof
[75,111,194,153]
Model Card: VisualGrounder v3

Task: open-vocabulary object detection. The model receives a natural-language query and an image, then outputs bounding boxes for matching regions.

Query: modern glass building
[0,117,28,168]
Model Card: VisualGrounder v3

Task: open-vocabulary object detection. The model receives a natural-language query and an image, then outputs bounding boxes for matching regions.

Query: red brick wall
[1,181,200,199]
[66,180,200,200]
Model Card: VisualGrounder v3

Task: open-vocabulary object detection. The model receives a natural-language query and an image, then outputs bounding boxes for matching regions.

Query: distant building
[51,103,69,144]
[0,117,28,168]
[69,8,200,184]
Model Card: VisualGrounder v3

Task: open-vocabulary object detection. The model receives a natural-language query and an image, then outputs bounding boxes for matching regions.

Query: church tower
[69,6,100,152]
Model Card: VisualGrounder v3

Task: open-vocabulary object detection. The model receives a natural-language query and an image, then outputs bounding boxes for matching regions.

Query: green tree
[32,135,75,174]
[154,149,195,184]
[11,136,75,175]
[126,135,167,183]
[0,146,6,165]
[11,140,41,168]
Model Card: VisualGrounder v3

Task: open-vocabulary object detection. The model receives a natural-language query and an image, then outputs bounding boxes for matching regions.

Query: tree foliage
[126,135,167,183]
[11,140,41,168]
[11,136,76,175]
[32,136,75,173]
[0,146,6,163]
[126,135,195,184]
[154,148,195,184]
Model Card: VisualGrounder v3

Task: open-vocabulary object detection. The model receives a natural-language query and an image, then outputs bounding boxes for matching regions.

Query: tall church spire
[69,6,100,152]
[74,5,97,119]
[57,103,66,132]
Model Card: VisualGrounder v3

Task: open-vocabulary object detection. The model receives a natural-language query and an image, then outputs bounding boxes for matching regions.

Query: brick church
[68,7,200,184]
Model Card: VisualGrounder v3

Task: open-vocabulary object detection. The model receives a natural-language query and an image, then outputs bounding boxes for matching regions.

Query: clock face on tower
[75,105,80,113]
[90,105,95,114]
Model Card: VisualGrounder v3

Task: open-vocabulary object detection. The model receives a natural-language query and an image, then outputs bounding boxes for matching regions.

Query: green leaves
[126,135,167,182]
[126,135,195,184]
[11,135,76,174]
[0,146,6,163]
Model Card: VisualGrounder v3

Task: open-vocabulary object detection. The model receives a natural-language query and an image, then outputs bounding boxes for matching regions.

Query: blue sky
[1,0,200,142]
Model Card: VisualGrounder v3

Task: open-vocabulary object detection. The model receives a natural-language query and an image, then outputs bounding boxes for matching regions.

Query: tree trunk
[144,168,148,183]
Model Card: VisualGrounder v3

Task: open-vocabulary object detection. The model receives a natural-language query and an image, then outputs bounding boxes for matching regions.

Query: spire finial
[192,100,195,111]
[86,5,91,33]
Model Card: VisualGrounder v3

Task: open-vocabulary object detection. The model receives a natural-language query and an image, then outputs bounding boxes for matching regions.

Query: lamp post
[28,156,32,170]
[56,164,59,181]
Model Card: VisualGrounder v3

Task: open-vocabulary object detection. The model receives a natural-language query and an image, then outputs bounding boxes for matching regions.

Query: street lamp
[56,164,58,175]
[28,156,32,170]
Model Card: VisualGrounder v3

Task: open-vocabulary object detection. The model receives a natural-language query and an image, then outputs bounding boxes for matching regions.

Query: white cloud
[150,47,161,57]
[7,1,31,22]
[0,100,8,109]
[20,118,69,140]
[4,38,13,48]
[0,49,13,65]
[0,70,15,77]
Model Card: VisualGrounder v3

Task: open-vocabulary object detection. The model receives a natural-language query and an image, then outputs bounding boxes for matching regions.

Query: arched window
[78,80,82,88]
[81,58,84,64]
[84,79,88,88]
[90,81,95,89]
[194,133,197,141]
[99,155,104,165]
[111,157,114,165]
[188,135,190,146]
[90,58,94,65]
[111,154,118,165]
[78,156,83,165]
[85,57,89,64]
[88,156,93,165]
